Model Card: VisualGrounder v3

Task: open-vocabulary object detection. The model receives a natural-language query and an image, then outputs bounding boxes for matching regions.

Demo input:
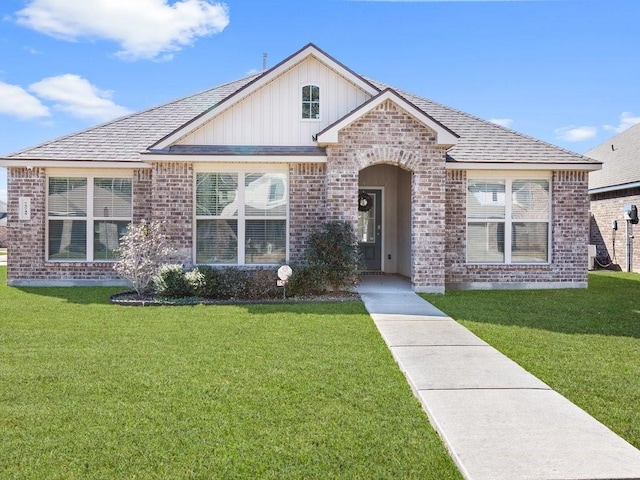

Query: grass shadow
[424,272,640,339]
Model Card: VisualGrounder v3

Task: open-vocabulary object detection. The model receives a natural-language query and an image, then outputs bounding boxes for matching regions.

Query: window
[467,177,550,264]
[48,176,132,261]
[301,84,320,120]
[195,171,287,265]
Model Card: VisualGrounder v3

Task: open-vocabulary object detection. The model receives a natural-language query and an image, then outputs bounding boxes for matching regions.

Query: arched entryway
[358,164,412,276]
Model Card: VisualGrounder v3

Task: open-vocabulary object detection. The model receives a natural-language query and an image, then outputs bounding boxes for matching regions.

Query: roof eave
[446,161,602,171]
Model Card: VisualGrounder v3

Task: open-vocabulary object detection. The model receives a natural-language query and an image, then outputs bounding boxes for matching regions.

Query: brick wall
[150,162,193,263]
[0,225,6,248]
[325,99,448,292]
[444,170,590,289]
[288,163,326,262]
[589,187,640,272]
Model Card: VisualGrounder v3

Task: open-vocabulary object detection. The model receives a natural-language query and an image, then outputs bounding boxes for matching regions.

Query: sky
[1,0,639,203]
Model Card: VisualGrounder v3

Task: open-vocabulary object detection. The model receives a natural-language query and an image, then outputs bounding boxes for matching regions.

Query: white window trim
[466,171,552,265]
[46,170,133,263]
[300,83,321,122]
[193,165,290,266]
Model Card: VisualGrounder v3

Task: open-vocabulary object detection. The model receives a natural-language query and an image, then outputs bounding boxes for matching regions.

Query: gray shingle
[586,122,640,191]
[2,70,598,168]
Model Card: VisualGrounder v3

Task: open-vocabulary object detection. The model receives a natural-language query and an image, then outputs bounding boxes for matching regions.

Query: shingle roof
[2,67,598,168]
[586,122,640,191]
[3,75,259,162]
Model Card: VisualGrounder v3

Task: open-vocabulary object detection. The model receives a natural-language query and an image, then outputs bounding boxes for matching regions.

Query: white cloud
[554,125,597,142]
[16,0,230,60]
[603,112,640,134]
[29,74,131,121]
[0,81,50,119]
[489,118,513,128]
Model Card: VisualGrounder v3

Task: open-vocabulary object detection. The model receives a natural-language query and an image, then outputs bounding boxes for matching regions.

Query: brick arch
[356,146,419,173]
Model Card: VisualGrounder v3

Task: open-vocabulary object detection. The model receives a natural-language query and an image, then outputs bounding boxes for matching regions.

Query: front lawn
[424,271,640,449]
[0,267,461,479]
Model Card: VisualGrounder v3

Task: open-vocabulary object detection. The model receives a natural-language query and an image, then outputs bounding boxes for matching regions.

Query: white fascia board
[316,89,458,148]
[589,181,640,195]
[152,44,380,150]
[446,162,602,171]
[141,154,327,163]
[0,159,150,169]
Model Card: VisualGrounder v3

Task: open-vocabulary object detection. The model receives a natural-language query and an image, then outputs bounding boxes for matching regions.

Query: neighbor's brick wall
[325,99,447,292]
[0,225,6,248]
[444,170,590,288]
[6,167,117,284]
[288,163,326,262]
[589,187,640,272]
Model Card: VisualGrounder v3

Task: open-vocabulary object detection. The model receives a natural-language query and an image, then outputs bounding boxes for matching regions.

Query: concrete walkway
[358,275,640,480]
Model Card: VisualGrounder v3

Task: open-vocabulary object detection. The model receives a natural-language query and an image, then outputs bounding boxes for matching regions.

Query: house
[0,44,601,291]
[588,123,640,272]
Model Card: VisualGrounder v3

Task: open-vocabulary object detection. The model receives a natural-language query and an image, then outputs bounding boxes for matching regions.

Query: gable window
[301,85,320,120]
[47,175,132,261]
[195,170,287,265]
[467,176,550,264]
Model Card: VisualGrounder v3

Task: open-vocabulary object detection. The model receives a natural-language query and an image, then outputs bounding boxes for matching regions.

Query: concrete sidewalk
[358,275,640,480]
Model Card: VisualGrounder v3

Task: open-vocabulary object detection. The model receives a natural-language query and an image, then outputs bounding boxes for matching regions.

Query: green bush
[304,221,361,291]
[154,264,193,298]
[215,268,251,300]
[285,262,325,297]
[196,265,221,298]
[246,269,281,300]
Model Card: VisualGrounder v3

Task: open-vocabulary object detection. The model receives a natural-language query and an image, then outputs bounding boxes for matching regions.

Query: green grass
[424,271,640,449]
[0,267,461,480]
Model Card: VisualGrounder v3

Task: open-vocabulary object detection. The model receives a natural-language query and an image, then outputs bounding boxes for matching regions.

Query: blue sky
[0,0,638,203]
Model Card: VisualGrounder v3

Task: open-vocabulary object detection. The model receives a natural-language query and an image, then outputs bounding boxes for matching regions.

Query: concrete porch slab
[419,388,640,480]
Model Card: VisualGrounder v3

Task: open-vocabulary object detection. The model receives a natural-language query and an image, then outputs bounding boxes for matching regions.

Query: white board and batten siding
[177,57,372,147]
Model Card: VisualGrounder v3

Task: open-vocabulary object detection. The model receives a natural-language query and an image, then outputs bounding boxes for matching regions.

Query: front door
[358,189,382,271]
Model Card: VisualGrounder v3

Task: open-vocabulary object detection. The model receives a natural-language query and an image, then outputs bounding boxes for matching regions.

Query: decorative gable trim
[315,88,459,148]
[149,43,380,151]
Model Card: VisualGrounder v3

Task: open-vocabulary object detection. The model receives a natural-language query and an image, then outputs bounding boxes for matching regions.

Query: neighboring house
[0,199,6,248]
[0,44,601,291]
[588,123,640,272]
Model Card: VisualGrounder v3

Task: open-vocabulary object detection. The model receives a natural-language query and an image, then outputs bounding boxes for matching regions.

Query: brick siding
[589,187,640,272]
[288,163,326,262]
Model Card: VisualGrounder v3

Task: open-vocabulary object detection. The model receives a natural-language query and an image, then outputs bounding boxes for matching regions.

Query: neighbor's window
[467,178,550,264]
[195,171,287,265]
[48,176,132,261]
[301,84,320,120]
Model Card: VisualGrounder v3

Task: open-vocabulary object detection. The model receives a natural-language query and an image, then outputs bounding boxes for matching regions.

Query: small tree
[304,220,361,291]
[113,220,176,295]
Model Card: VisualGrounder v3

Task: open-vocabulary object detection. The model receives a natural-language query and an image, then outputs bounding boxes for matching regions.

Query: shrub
[215,268,251,300]
[247,269,281,300]
[154,264,191,298]
[196,265,221,298]
[304,221,361,291]
[285,262,325,297]
[113,221,176,295]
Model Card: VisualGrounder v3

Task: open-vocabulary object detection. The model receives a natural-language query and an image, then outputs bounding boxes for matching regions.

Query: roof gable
[151,43,381,150]
[315,88,459,148]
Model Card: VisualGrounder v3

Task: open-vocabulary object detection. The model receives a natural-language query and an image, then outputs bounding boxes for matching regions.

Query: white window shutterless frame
[194,165,288,266]
[466,174,551,264]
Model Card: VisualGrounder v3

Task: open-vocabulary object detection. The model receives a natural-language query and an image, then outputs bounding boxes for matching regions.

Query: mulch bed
[110,290,361,306]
